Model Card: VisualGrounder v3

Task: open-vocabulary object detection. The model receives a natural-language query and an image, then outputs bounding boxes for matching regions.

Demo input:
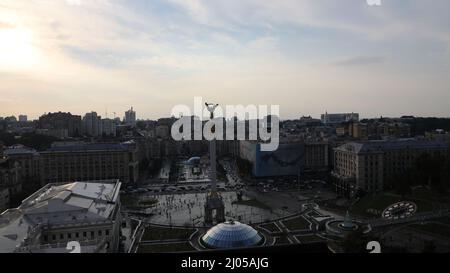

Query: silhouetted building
[124,107,136,127]
[83,112,102,137]
[101,118,117,137]
[18,115,27,123]
[38,112,82,137]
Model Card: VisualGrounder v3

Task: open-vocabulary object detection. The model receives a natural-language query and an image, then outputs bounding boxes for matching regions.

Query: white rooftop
[0,180,121,253]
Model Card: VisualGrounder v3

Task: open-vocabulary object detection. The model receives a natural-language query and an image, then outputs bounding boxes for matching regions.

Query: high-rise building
[101,118,117,137]
[83,112,102,137]
[124,107,136,127]
[0,180,122,253]
[18,115,27,123]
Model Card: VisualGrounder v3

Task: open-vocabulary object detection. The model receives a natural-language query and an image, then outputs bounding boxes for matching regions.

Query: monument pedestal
[204,191,225,225]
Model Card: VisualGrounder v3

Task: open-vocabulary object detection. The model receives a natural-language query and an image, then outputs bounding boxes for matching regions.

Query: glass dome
[185,157,201,165]
[201,221,263,249]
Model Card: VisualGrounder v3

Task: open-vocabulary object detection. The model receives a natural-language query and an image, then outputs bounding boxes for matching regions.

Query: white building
[124,107,136,127]
[0,180,122,253]
[321,112,359,125]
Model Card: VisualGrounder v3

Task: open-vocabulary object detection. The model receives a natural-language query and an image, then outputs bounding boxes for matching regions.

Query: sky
[0,0,449,120]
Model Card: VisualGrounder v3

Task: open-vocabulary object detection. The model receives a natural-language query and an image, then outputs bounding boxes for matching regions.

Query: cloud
[65,0,82,6]
[333,56,385,66]
[0,21,14,29]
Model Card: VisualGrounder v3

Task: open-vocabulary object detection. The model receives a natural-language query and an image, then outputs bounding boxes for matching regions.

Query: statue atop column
[204,102,225,225]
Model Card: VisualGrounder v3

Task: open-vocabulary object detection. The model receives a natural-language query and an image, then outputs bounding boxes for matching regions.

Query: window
[83,232,87,237]
[60,234,64,240]
[105,230,110,236]
[68,233,72,239]
[75,232,79,238]
[98,230,102,236]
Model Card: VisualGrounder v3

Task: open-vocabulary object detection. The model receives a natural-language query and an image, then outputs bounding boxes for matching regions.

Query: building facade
[239,140,329,177]
[124,107,136,127]
[38,112,82,137]
[83,112,102,137]
[332,139,449,197]
[341,121,411,139]
[18,115,28,123]
[0,157,22,197]
[3,145,41,186]
[0,187,9,212]
[321,112,359,125]
[0,180,122,253]
[101,118,117,137]
[40,143,139,184]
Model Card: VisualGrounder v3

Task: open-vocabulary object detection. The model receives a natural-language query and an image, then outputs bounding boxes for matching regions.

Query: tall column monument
[204,102,225,225]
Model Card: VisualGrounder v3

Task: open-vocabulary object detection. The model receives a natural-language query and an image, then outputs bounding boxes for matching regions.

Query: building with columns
[40,142,139,185]
[332,139,448,197]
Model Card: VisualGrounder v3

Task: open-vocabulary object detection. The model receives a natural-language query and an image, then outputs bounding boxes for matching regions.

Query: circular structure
[338,221,358,231]
[200,221,264,249]
[382,201,417,220]
[185,157,201,165]
[325,211,371,237]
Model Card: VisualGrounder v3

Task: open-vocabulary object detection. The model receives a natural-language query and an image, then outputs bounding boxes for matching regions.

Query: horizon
[1,109,450,122]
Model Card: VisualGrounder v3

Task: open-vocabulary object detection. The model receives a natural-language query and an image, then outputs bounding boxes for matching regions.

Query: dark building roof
[3,145,38,156]
[42,143,131,153]
[335,139,448,154]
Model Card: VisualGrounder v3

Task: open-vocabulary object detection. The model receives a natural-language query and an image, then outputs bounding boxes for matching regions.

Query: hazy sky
[0,0,449,120]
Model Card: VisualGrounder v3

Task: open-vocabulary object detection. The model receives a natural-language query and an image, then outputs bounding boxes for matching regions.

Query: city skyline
[1,108,445,122]
[1,1,450,120]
